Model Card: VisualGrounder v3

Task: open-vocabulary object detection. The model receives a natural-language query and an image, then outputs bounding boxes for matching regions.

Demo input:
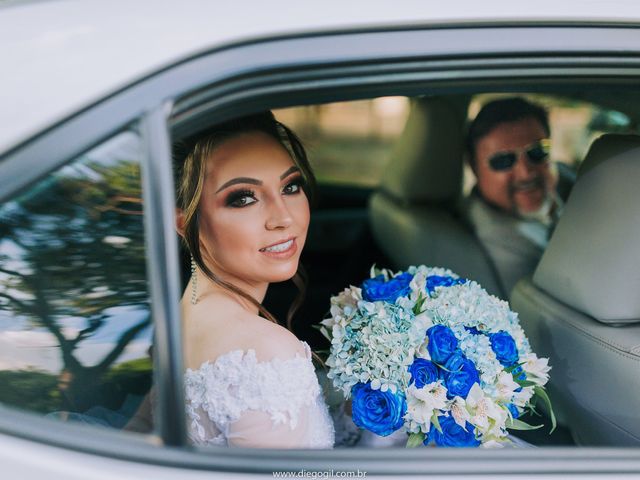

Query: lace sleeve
[185,345,333,448]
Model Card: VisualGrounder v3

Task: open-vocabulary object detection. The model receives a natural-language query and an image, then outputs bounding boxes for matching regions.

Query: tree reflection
[0,156,152,414]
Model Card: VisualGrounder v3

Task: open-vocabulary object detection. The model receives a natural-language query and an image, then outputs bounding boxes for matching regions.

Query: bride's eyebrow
[280,166,300,179]
[215,167,300,193]
[215,177,261,193]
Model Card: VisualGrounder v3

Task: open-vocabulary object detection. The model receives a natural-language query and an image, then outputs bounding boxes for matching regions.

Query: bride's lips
[259,237,297,259]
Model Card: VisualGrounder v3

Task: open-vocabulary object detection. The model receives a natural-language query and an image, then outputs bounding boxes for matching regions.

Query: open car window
[0,128,156,435]
[4,11,640,478]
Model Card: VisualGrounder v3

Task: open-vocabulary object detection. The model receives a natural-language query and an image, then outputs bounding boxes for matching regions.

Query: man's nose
[512,151,535,178]
[265,195,293,230]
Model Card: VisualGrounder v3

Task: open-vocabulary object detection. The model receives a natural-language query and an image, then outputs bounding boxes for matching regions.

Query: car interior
[256,90,638,447]
[512,133,640,446]
[2,86,637,450]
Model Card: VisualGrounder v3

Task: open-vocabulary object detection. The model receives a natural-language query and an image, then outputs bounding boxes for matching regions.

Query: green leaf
[506,418,543,431]
[515,379,538,388]
[504,361,525,373]
[534,386,557,434]
[406,432,425,448]
[527,404,541,418]
[412,292,427,315]
[431,413,443,433]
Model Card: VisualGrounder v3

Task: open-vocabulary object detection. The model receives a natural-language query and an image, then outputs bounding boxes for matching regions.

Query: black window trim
[1,23,640,476]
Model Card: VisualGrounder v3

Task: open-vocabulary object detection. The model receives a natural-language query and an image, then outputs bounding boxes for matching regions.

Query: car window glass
[0,129,155,434]
[275,98,409,187]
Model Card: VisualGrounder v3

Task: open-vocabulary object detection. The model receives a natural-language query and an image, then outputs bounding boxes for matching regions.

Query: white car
[2,0,640,478]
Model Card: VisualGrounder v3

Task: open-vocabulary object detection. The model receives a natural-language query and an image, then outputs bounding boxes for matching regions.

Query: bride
[174,112,335,448]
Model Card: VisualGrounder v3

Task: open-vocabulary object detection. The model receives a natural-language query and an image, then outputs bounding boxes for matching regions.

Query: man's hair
[466,97,550,169]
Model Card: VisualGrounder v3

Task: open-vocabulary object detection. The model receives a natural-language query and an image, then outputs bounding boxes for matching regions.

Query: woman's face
[198,131,310,291]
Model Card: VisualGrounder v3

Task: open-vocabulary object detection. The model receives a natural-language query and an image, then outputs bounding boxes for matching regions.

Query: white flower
[404,381,447,433]
[465,384,508,437]
[416,339,431,360]
[414,311,434,331]
[480,440,506,449]
[495,371,520,403]
[512,386,535,407]
[323,286,362,328]
[449,396,471,427]
[521,354,551,386]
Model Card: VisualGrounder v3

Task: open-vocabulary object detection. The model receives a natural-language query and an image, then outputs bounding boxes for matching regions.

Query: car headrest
[378,96,467,205]
[533,133,640,324]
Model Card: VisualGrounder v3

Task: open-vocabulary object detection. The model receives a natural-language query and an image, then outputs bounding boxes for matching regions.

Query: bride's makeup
[197,131,310,297]
[223,173,305,208]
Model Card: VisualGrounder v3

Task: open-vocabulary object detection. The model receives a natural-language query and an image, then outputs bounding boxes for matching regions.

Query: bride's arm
[199,327,322,449]
[226,408,311,448]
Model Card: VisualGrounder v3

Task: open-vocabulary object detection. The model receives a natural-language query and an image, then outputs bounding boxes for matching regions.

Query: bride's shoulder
[245,318,308,363]
[184,293,307,369]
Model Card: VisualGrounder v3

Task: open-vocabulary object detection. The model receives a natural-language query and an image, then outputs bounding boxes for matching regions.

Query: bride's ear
[175,208,186,238]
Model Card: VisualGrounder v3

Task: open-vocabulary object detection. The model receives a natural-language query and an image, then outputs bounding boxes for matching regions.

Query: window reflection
[0,130,154,433]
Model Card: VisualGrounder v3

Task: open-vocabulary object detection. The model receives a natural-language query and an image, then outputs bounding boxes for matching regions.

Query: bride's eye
[225,189,257,208]
[282,177,304,195]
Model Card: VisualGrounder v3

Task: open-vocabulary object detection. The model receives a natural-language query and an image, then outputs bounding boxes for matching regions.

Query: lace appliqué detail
[184,342,334,448]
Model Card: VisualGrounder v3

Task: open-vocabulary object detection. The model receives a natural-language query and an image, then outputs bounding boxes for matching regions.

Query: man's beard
[507,176,553,221]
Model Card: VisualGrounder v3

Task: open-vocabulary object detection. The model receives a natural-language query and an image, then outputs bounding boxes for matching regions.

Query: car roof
[2,0,640,155]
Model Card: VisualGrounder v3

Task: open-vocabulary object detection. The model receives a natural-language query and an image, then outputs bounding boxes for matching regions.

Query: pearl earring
[190,256,198,305]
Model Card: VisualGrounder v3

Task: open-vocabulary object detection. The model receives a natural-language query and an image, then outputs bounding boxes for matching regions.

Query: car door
[3,8,640,478]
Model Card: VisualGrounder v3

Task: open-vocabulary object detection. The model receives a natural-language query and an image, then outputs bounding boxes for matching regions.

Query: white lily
[521,354,551,385]
[511,386,535,407]
[495,371,520,402]
[465,384,507,436]
[449,396,471,428]
[404,381,448,433]
[414,311,434,331]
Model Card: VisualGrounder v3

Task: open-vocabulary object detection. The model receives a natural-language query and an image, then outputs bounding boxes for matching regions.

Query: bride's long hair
[173,111,316,331]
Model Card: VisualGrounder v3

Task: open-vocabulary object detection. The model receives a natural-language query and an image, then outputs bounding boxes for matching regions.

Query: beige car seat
[369,96,504,297]
[511,134,640,445]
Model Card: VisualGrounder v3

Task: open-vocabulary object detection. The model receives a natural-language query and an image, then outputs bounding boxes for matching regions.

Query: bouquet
[319,265,554,447]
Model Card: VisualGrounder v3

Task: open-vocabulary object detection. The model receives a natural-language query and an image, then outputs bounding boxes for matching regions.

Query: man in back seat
[464,97,563,297]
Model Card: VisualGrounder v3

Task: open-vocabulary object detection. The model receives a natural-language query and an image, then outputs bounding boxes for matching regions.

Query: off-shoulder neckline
[185,340,311,375]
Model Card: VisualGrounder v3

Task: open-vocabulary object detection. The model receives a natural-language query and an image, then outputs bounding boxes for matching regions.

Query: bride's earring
[190,256,198,305]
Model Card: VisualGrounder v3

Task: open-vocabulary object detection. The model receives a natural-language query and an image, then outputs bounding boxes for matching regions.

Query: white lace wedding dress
[184,341,335,448]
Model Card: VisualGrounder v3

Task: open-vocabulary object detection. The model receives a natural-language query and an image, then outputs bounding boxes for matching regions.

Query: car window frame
[2,22,640,476]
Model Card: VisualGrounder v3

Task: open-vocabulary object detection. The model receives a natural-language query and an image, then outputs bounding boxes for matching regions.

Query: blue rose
[507,403,521,419]
[408,358,440,388]
[361,272,413,303]
[490,331,519,366]
[443,353,480,399]
[351,382,407,436]
[426,275,466,295]
[427,325,459,364]
[465,326,482,335]
[425,415,480,447]
[512,365,526,382]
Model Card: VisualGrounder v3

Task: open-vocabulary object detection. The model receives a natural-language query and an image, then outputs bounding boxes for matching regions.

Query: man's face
[474,117,556,215]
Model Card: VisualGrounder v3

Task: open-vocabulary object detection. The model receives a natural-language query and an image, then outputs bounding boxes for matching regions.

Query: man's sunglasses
[487,139,551,172]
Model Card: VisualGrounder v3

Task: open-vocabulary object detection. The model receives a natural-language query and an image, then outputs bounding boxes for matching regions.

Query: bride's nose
[265,195,293,230]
